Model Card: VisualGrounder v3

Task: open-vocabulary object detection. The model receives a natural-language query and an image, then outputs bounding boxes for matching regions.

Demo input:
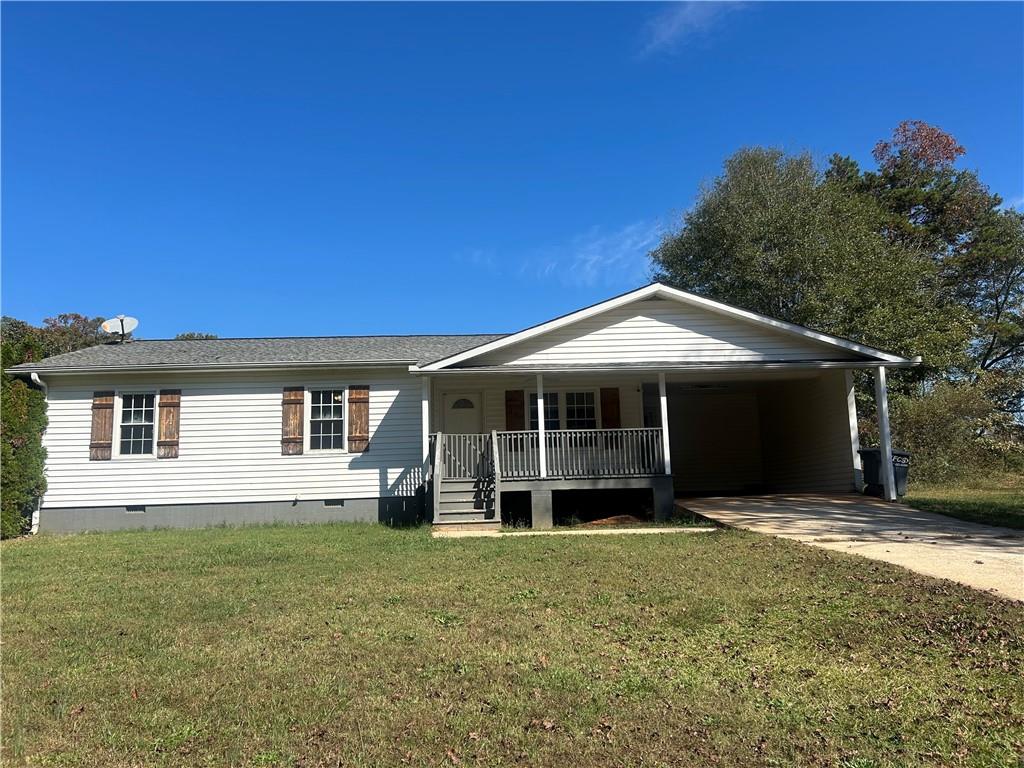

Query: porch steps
[429,433,498,526]
[434,476,496,524]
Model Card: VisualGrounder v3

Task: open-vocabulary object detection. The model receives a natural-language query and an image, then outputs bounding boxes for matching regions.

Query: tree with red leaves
[872,119,966,172]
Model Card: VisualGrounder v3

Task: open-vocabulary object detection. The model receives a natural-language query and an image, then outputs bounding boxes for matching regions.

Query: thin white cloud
[526,220,666,288]
[1002,194,1024,211]
[640,1,747,56]
[453,247,498,270]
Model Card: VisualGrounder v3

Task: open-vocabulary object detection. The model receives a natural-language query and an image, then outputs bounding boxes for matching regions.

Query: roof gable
[418,284,915,370]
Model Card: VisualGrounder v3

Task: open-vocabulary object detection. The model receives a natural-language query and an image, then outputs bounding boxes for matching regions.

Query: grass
[906,473,1024,530]
[2,524,1022,767]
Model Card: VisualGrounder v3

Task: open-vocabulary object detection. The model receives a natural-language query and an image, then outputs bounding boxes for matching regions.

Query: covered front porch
[418,364,900,530]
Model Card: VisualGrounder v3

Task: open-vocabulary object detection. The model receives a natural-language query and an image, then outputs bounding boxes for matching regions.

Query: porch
[428,428,675,528]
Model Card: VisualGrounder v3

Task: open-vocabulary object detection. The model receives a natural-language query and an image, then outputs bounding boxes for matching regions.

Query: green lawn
[3,524,1022,768]
[906,474,1024,530]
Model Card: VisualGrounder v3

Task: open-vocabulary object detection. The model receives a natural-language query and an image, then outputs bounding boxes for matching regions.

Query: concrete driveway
[679,494,1024,601]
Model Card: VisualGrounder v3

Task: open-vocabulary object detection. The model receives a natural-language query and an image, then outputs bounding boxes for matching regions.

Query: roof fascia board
[9,360,416,377]
[411,360,916,375]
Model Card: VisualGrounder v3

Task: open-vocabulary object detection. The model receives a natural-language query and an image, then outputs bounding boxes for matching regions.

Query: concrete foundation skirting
[502,476,676,529]
[39,495,425,533]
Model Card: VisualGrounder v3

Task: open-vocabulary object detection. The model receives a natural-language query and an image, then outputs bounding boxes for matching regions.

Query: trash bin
[859,448,910,497]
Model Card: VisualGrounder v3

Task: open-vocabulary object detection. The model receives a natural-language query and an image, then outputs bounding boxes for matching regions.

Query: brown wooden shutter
[281,386,304,455]
[89,391,115,461]
[157,389,181,459]
[600,388,621,429]
[505,390,525,431]
[347,385,370,452]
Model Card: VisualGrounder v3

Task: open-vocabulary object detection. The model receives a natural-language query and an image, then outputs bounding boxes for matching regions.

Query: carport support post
[536,373,547,479]
[844,370,863,491]
[873,366,897,502]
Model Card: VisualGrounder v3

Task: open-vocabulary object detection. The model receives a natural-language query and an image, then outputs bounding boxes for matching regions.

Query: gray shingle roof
[9,334,508,373]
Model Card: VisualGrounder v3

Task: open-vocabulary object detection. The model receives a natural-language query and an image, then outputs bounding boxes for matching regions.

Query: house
[10,283,918,533]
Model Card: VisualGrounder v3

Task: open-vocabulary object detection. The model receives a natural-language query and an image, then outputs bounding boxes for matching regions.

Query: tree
[948,209,1024,376]
[1,318,47,538]
[830,120,997,257]
[829,120,1024,405]
[38,313,109,356]
[650,147,970,381]
[174,332,219,340]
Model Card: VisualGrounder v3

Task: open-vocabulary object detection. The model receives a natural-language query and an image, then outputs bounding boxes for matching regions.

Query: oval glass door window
[452,398,475,409]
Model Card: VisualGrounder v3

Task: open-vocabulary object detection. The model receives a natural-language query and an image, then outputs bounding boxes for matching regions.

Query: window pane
[309,389,345,450]
[565,391,597,429]
[529,392,560,430]
[120,394,155,454]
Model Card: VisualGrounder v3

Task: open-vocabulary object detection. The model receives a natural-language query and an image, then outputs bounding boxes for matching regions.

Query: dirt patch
[579,514,647,527]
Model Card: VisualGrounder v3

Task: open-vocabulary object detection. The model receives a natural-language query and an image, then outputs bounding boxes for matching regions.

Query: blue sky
[3,2,1022,339]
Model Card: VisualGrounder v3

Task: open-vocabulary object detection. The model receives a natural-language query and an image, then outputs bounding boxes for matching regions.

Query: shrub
[1,375,47,538]
[891,376,1024,484]
[1,319,48,539]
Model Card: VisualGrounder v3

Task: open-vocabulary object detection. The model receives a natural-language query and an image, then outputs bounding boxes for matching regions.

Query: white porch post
[658,372,672,476]
[536,373,547,478]
[873,366,896,501]
[421,376,431,466]
[844,370,863,491]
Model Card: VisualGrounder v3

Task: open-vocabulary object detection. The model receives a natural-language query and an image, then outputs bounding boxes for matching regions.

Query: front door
[444,393,482,434]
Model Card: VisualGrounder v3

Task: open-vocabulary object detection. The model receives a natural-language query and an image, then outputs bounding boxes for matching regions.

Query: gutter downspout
[29,373,48,535]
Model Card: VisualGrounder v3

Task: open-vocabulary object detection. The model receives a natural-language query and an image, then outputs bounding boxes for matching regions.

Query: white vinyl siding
[41,369,421,509]
[757,370,855,493]
[467,299,862,367]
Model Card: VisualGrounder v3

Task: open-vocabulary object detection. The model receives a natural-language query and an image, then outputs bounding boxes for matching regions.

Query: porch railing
[496,427,664,480]
[495,431,541,479]
[439,433,492,480]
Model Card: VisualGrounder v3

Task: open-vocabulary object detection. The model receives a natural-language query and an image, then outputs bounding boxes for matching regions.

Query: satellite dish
[101,315,139,340]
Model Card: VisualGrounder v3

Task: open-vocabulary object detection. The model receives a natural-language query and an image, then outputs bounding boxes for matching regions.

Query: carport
[651,369,864,498]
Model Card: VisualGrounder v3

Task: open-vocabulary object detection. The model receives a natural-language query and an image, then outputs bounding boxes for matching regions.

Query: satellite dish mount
[101,315,139,343]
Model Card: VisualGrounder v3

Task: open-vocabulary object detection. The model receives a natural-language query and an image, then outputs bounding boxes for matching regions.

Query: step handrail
[490,429,501,523]
[432,431,444,523]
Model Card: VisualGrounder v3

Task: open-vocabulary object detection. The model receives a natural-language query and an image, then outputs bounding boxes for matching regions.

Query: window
[565,391,597,429]
[529,392,560,430]
[310,389,345,450]
[119,393,155,455]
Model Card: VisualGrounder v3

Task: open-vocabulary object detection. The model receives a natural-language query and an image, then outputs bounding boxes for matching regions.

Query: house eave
[9,360,418,378]
[409,359,921,375]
